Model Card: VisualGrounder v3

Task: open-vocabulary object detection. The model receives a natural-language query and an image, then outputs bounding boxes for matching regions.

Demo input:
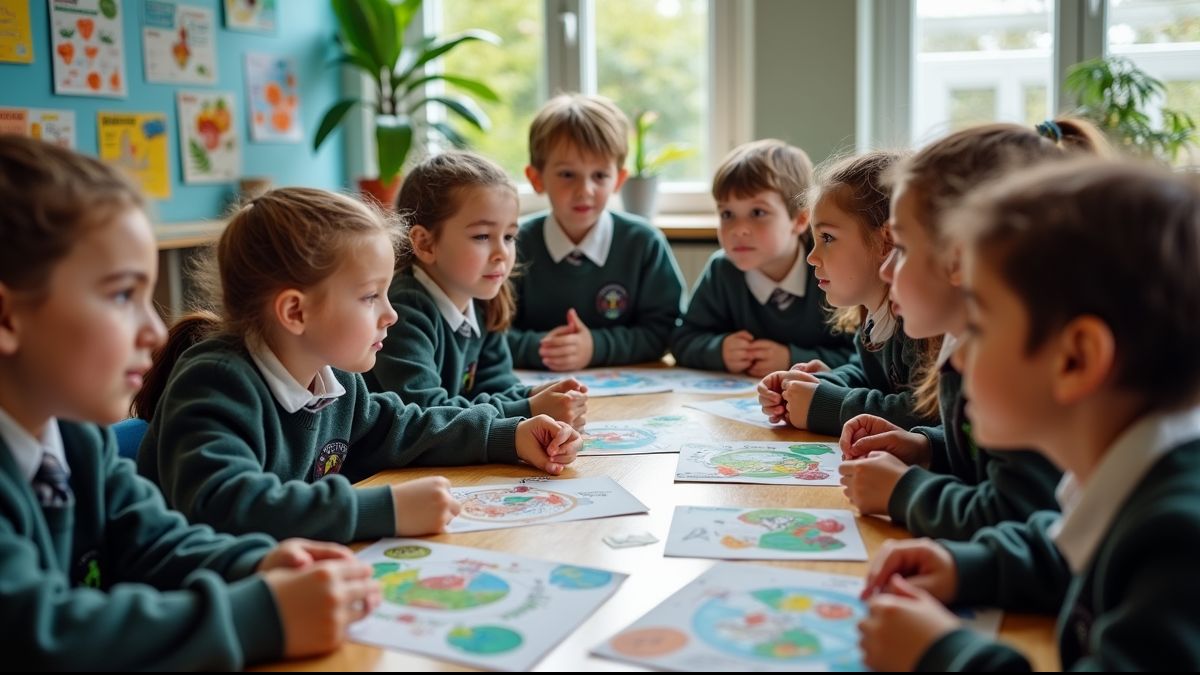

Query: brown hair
[891,118,1107,417]
[131,188,401,420]
[810,150,909,334]
[528,93,629,170]
[952,159,1200,411]
[0,136,144,296]
[713,139,814,247]
[395,150,519,331]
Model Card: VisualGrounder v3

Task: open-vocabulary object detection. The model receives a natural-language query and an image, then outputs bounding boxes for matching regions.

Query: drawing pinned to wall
[665,506,867,561]
[0,107,77,149]
[446,477,648,533]
[142,0,217,85]
[49,0,127,97]
[223,0,275,33]
[0,0,34,63]
[177,91,238,183]
[351,538,626,671]
[97,111,169,198]
[244,52,301,142]
[675,441,842,486]
[684,397,787,430]
[581,414,706,456]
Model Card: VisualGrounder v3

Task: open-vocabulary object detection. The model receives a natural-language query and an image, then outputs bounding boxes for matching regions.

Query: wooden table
[254,389,1057,672]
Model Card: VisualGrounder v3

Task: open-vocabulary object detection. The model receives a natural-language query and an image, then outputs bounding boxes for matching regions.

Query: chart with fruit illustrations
[49,0,127,97]
[143,0,217,85]
[176,91,239,183]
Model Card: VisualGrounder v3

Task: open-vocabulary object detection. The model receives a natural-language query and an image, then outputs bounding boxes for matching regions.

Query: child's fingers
[761,404,785,417]
[298,539,356,562]
[538,341,577,357]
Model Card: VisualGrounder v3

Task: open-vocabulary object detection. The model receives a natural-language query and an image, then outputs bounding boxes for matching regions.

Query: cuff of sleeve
[500,397,532,418]
[887,465,935,526]
[806,383,848,435]
[485,416,521,464]
[912,425,949,473]
[352,485,397,541]
[225,535,278,581]
[942,540,1001,606]
[228,575,286,666]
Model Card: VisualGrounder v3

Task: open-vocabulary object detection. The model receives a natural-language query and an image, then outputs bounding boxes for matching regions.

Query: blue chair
[112,418,149,461]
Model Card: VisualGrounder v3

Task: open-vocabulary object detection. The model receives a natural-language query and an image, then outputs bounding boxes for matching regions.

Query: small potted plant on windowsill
[314,0,501,207]
[620,110,694,220]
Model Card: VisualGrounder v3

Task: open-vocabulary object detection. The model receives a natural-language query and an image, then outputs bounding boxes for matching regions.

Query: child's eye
[473,234,490,242]
[362,293,380,304]
[112,288,135,305]
[504,233,517,243]
[752,208,768,217]
[719,210,733,220]
[819,233,834,244]
[593,172,609,181]
[558,171,574,179]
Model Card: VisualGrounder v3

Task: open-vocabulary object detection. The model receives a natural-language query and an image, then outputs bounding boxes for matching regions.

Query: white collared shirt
[745,243,810,305]
[245,337,347,414]
[864,297,898,346]
[412,267,480,338]
[543,210,613,266]
[935,332,960,368]
[0,406,68,482]
[1049,406,1200,572]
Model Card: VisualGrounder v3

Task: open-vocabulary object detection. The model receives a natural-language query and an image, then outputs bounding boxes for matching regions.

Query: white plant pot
[620,175,660,219]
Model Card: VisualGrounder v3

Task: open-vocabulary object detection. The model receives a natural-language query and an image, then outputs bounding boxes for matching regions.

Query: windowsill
[654,213,719,242]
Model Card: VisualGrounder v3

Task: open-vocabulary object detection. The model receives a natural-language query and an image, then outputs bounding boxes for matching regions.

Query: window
[913,0,1055,143]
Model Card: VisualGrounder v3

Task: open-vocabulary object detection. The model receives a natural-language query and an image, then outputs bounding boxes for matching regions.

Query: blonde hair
[132,188,401,419]
[528,93,629,170]
[395,151,519,332]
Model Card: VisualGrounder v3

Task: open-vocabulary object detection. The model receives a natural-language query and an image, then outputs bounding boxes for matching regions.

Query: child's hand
[391,476,461,536]
[781,378,821,429]
[791,359,831,373]
[840,414,932,465]
[264,558,380,658]
[745,339,791,378]
[258,538,356,572]
[721,330,755,373]
[516,415,580,474]
[538,309,593,371]
[859,575,961,671]
[529,378,589,429]
[530,376,588,397]
[863,538,958,602]
[838,451,909,515]
[756,369,818,421]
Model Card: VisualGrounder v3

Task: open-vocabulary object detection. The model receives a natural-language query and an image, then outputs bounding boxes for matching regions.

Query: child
[0,137,376,669]
[755,151,937,435]
[365,151,588,428]
[136,187,580,545]
[838,121,1106,539]
[671,139,855,377]
[507,93,686,370]
[857,160,1200,672]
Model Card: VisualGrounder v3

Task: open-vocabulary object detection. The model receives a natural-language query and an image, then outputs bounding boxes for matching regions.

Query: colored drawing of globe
[691,377,750,391]
[693,587,863,666]
[373,563,510,611]
[709,449,828,480]
[583,425,657,451]
[579,372,653,389]
[459,486,578,523]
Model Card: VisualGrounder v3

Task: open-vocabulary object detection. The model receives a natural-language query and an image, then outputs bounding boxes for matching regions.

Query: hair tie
[1035,119,1063,143]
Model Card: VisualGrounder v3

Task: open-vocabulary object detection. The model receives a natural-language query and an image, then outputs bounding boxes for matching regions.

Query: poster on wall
[177,91,239,183]
[49,0,127,98]
[244,52,302,142]
[223,0,275,33]
[0,0,35,63]
[97,111,170,199]
[142,0,217,85]
[0,107,77,149]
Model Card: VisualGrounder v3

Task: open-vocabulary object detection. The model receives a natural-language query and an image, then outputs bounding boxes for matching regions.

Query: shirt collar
[245,337,347,414]
[0,406,68,482]
[935,332,961,368]
[1050,405,1200,572]
[864,297,898,346]
[744,242,809,305]
[543,210,613,266]
[412,267,480,338]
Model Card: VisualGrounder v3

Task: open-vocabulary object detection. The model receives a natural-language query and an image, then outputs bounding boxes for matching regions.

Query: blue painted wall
[0,0,345,222]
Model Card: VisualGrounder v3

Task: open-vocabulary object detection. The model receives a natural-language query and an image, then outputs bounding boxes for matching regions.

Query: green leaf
[644,144,695,176]
[313,98,364,151]
[430,120,469,148]
[392,0,423,53]
[395,30,500,84]
[331,0,387,71]
[376,115,413,183]
[408,95,490,132]
[188,139,211,174]
[403,74,501,103]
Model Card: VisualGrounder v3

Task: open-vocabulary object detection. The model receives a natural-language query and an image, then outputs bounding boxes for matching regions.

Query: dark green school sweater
[890,360,1062,539]
[918,441,1200,670]
[137,336,520,543]
[1,421,282,669]
[365,270,532,417]
[806,318,931,435]
[507,210,685,368]
[670,250,854,372]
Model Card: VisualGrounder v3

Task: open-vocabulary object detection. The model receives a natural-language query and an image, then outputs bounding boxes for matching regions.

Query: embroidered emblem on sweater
[462,361,478,393]
[313,439,349,479]
[596,283,629,320]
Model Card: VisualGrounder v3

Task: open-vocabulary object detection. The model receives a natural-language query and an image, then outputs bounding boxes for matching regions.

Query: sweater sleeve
[670,255,733,371]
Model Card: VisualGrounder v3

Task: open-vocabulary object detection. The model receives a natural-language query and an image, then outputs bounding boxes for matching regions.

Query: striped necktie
[33,452,72,507]
[769,287,795,311]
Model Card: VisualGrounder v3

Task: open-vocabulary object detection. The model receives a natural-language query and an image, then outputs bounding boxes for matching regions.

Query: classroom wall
[0,0,345,223]
[752,0,858,164]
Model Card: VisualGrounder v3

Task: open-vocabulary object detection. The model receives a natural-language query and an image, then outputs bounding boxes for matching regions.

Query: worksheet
[665,506,867,561]
[446,477,648,533]
[675,441,842,486]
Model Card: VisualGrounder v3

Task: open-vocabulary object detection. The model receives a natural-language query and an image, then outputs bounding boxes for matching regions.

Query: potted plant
[314,0,501,206]
[1063,55,1197,163]
[620,110,695,219]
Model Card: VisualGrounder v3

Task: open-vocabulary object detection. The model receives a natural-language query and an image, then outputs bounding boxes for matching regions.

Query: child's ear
[273,289,307,337]
[791,209,810,236]
[409,224,437,265]
[613,166,629,192]
[946,246,964,289]
[1051,315,1115,405]
[524,165,545,194]
[0,283,19,356]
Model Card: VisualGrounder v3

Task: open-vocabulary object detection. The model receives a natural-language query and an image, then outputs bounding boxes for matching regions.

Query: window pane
[914,0,1054,143]
[440,0,543,178]
[1108,0,1200,164]
[595,0,708,182]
